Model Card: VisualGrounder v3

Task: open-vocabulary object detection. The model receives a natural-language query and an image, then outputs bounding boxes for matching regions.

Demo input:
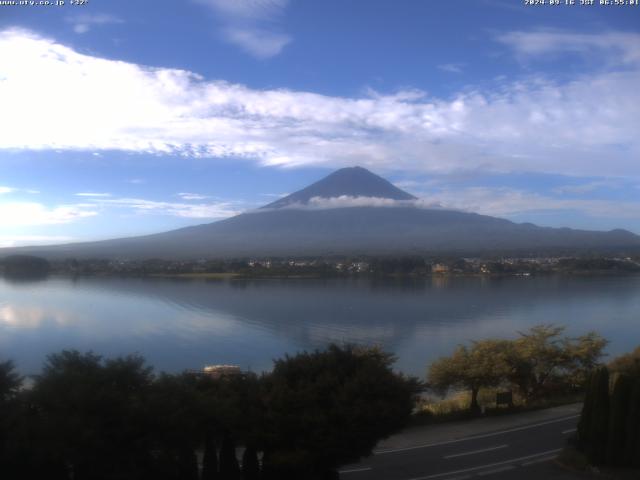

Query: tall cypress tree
[202,434,219,480]
[219,432,241,480]
[624,380,640,468]
[241,445,260,480]
[177,447,199,480]
[153,450,180,480]
[577,369,596,448]
[259,450,276,480]
[606,374,632,465]
[586,366,610,465]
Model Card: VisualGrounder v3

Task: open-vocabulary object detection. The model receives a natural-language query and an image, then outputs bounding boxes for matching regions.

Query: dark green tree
[31,350,155,480]
[577,370,595,447]
[0,360,26,479]
[177,447,199,480]
[147,373,202,477]
[0,360,22,402]
[219,431,241,480]
[581,367,610,465]
[241,445,260,480]
[624,380,640,467]
[194,371,264,479]
[606,374,633,465]
[208,373,265,449]
[202,433,219,479]
[260,344,421,478]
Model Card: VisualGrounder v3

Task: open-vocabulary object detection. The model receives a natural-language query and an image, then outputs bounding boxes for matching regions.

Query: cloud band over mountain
[257,195,445,211]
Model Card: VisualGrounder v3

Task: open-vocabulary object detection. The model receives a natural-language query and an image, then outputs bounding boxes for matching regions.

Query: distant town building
[432,263,449,274]
[354,262,369,273]
[202,364,242,379]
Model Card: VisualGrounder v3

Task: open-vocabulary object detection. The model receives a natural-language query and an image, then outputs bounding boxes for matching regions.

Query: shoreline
[5,270,640,283]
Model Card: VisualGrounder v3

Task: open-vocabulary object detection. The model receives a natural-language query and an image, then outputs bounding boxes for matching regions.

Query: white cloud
[417,187,640,221]
[0,186,40,195]
[178,192,210,200]
[553,180,622,195]
[304,196,443,210]
[198,0,288,20]
[0,28,639,178]
[75,192,112,197]
[74,25,90,34]
[195,0,291,58]
[0,202,97,227]
[496,30,640,66]
[0,235,74,248]
[264,187,640,228]
[0,195,238,232]
[261,195,444,211]
[96,197,239,219]
[261,192,289,198]
[65,13,123,34]
[438,63,464,73]
[223,27,290,59]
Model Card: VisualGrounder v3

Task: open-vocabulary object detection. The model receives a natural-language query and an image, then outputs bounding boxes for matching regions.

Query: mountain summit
[2,167,640,259]
[263,166,416,209]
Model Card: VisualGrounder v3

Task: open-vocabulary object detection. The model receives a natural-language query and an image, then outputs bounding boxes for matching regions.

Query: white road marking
[444,444,508,459]
[477,465,516,476]
[339,467,373,474]
[406,448,562,480]
[375,415,579,455]
[521,456,557,466]
[561,428,577,434]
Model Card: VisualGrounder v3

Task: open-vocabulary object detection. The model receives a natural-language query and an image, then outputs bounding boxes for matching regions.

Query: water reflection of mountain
[3,275,639,376]
[2,271,50,284]
[69,274,640,348]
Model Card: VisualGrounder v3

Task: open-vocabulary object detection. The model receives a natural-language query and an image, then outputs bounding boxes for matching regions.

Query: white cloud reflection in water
[0,275,638,377]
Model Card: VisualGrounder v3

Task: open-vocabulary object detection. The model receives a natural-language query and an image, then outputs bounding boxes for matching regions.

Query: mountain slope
[2,167,640,259]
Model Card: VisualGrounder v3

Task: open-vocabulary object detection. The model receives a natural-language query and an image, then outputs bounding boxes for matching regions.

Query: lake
[1,274,638,378]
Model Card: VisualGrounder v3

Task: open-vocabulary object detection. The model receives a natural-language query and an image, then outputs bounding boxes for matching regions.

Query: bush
[260,344,421,477]
[0,345,421,479]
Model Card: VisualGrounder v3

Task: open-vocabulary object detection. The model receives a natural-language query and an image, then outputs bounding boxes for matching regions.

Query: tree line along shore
[2,254,640,279]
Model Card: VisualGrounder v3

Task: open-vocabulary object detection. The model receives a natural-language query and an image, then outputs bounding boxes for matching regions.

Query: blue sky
[0,0,639,246]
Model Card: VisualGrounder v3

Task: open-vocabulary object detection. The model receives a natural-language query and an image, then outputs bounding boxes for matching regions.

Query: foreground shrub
[0,344,420,479]
[260,345,422,479]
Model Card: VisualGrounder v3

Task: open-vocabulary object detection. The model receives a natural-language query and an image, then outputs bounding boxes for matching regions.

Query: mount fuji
[3,167,639,259]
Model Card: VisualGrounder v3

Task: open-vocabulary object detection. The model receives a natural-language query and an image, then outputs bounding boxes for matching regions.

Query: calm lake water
[1,274,639,378]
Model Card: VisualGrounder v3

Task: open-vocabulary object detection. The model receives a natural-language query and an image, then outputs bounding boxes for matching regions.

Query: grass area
[411,388,584,426]
[557,446,590,472]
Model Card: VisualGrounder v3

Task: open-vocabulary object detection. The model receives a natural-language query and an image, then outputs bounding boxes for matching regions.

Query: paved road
[339,405,585,480]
